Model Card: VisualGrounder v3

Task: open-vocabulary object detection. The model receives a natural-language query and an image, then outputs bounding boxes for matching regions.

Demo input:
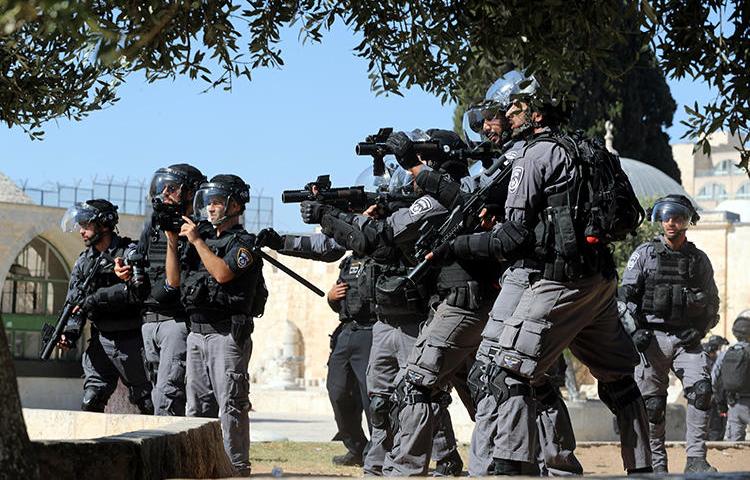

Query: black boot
[490,458,539,476]
[332,451,364,467]
[684,457,717,473]
[434,450,463,476]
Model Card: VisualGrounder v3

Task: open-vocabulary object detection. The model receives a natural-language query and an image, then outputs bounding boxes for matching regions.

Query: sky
[1,23,714,233]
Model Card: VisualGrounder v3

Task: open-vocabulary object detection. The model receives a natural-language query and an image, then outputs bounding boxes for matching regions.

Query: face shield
[468,160,485,177]
[462,106,486,145]
[355,162,395,193]
[61,203,99,233]
[388,166,416,195]
[148,169,187,204]
[193,186,234,225]
[650,200,693,230]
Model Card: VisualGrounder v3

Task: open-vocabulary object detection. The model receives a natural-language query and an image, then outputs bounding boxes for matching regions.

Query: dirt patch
[248,442,750,476]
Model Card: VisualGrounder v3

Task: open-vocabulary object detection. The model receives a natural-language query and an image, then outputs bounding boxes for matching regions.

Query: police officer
[165,174,263,476]
[116,164,206,416]
[457,71,582,476]
[59,199,153,414]
[257,229,372,466]
[712,311,750,441]
[703,335,730,440]
[301,129,484,476]
[621,194,719,473]
[448,76,652,475]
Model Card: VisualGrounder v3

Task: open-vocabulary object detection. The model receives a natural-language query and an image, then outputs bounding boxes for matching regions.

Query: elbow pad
[320,214,371,255]
[491,221,533,259]
[453,232,497,261]
[415,170,466,210]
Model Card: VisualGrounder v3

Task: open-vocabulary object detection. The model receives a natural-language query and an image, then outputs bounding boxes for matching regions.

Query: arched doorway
[0,236,80,368]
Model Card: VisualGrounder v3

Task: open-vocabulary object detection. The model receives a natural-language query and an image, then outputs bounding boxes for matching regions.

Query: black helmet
[61,199,119,232]
[148,164,206,203]
[193,174,251,224]
[648,194,700,225]
[733,310,750,340]
[703,335,729,353]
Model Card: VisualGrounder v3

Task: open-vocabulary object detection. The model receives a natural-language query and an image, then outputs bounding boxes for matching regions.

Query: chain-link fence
[18,177,273,230]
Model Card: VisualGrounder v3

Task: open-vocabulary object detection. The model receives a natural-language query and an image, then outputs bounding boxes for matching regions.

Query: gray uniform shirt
[460,140,526,193]
[621,236,719,328]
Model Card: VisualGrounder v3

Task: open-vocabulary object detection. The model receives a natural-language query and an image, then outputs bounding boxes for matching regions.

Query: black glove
[676,328,702,348]
[300,201,330,224]
[230,314,253,346]
[427,241,455,265]
[61,311,85,346]
[81,295,97,313]
[256,228,284,250]
[385,131,420,169]
[631,329,654,352]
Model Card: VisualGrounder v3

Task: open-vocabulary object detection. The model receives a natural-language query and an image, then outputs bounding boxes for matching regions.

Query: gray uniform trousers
[141,317,188,416]
[365,320,459,476]
[383,301,489,476]
[469,341,582,476]
[635,330,711,469]
[82,328,152,406]
[486,268,651,471]
[726,397,750,441]
[186,331,253,471]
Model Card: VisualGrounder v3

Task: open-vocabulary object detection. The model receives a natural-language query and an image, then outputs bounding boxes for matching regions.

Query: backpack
[250,258,269,318]
[721,343,750,395]
[555,132,645,244]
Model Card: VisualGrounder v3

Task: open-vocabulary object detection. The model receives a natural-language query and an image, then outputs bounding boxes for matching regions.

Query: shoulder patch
[237,247,253,269]
[409,197,434,216]
[627,252,640,270]
[508,166,524,194]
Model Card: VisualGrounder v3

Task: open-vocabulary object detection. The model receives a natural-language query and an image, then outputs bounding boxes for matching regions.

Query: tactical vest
[721,343,750,395]
[436,260,500,311]
[87,235,142,332]
[142,226,186,319]
[641,239,699,328]
[181,226,260,324]
[337,255,379,325]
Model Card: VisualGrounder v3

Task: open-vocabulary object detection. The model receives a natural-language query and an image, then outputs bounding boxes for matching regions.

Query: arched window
[697,183,728,201]
[714,159,741,176]
[737,183,750,199]
[1,237,75,361]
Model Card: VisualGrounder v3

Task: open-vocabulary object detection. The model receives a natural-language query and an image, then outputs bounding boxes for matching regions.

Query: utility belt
[341,318,376,330]
[188,311,232,334]
[143,311,186,323]
[513,254,603,282]
[377,312,427,327]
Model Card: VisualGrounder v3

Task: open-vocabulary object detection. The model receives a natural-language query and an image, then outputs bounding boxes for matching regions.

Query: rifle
[356,128,502,168]
[405,148,516,285]
[282,175,419,213]
[40,255,109,360]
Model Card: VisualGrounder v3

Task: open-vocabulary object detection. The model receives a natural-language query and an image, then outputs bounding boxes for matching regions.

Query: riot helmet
[148,164,206,210]
[648,195,700,232]
[61,199,119,246]
[506,74,566,137]
[733,310,750,341]
[462,70,526,145]
[193,174,250,225]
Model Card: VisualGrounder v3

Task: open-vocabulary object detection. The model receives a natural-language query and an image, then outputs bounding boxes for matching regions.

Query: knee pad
[433,389,453,408]
[685,379,712,411]
[370,395,391,429]
[435,450,464,476]
[467,361,488,406]
[394,377,432,406]
[644,395,667,424]
[598,376,643,415]
[81,389,107,412]
[486,367,531,405]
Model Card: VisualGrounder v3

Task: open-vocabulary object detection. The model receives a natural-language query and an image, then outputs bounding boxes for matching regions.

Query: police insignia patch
[237,247,252,269]
[409,197,433,215]
[508,166,524,194]
[500,353,522,373]
[627,252,640,271]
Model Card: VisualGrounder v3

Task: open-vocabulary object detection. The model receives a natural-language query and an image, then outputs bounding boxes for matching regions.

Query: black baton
[256,249,325,297]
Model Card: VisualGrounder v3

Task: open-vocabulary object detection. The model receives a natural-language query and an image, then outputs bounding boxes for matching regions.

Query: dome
[620,158,694,206]
[0,173,34,204]
[714,199,750,222]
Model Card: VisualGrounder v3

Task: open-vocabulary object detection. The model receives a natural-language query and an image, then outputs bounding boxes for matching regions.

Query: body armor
[337,255,379,325]
[641,239,699,329]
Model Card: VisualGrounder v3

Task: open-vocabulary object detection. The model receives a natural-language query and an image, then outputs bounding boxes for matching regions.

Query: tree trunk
[0,320,39,479]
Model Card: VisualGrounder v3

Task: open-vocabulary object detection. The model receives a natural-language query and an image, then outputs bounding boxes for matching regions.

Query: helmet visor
[355,164,393,193]
[650,201,692,228]
[388,166,415,195]
[193,186,232,224]
[148,171,185,202]
[61,203,98,233]
[462,106,486,144]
